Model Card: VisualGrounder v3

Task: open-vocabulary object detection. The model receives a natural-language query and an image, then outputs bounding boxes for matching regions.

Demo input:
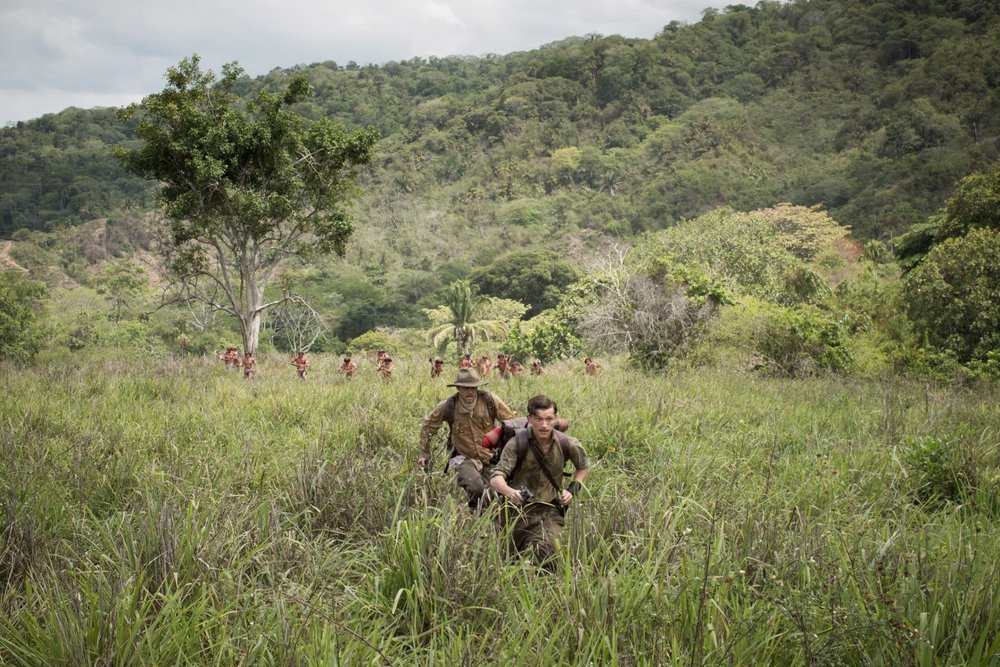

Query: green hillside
[2,0,999,377]
[3,0,999,241]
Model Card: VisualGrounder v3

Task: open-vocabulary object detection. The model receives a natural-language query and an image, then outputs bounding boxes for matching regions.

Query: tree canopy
[0,271,47,362]
[470,248,581,317]
[114,56,378,354]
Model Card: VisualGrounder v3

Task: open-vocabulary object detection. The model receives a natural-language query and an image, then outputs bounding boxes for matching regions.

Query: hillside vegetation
[2,0,999,242]
[2,0,1000,376]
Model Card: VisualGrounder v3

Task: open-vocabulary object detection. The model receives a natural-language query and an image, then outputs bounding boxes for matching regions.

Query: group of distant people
[441,352,588,379]
[219,346,258,379]
[219,347,602,385]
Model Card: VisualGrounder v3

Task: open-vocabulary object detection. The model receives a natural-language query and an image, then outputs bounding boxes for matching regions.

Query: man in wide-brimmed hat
[418,368,515,510]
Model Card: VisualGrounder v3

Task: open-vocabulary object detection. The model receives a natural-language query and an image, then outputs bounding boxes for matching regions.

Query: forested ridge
[2,0,1000,375]
[2,0,999,242]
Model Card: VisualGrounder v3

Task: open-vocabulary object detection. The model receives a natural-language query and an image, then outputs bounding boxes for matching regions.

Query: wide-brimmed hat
[447,368,488,387]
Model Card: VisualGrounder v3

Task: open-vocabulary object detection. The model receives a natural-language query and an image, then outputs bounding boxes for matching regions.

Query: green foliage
[752,203,851,261]
[900,436,975,508]
[897,163,1000,270]
[937,162,1000,239]
[115,55,378,355]
[904,227,1000,363]
[94,260,147,322]
[0,271,47,362]
[703,298,852,377]
[500,308,582,363]
[642,206,839,306]
[347,330,394,355]
[470,248,581,317]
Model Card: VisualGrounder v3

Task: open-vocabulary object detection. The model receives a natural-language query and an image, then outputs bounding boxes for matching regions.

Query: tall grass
[0,354,998,664]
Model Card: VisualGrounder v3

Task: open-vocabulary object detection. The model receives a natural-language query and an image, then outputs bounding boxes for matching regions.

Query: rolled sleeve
[491,394,516,421]
[565,437,590,472]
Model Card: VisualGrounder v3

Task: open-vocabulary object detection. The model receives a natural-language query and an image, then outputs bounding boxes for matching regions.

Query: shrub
[900,436,976,508]
[903,227,1000,363]
[501,308,582,363]
[703,298,852,376]
[0,272,48,362]
[347,330,396,356]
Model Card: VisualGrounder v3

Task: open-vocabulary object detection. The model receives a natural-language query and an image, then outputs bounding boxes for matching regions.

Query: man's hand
[504,488,525,505]
[562,480,583,506]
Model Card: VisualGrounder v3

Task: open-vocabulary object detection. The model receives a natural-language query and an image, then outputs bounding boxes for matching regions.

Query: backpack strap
[483,391,497,421]
[527,437,564,495]
[443,394,457,426]
[506,428,530,482]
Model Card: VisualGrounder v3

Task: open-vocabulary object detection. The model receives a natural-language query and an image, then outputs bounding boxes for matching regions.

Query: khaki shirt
[420,391,515,463]
[490,429,589,504]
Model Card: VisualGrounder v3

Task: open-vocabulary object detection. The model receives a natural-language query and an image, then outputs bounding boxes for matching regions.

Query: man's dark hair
[527,394,558,416]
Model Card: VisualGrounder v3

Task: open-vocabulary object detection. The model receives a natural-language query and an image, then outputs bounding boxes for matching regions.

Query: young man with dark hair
[490,394,589,567]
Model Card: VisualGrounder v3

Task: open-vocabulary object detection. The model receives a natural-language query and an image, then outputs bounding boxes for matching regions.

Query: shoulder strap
[483,391,497,421]
[443,394,457,425]
[506,428,531,482]
[527,438,564,494]
[553,431,573,477]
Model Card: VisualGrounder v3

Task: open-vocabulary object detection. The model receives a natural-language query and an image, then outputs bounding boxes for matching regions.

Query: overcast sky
[1,0,712,125]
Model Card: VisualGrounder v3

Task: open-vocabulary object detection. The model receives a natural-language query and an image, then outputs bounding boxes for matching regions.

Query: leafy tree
[752,204,851,261]
[937,163,1000,239]
[94,260,147,323]
[501,307,583,363]
[904,227,1000,363]
[896,163,1000,270]
[0,271,47,362]
[427,280,508,356]
[115,56,378,355]
[470,248,581,317]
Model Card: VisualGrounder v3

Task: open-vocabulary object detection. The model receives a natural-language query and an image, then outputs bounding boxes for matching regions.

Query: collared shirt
[490,428,589,504]
[420,391,515,462]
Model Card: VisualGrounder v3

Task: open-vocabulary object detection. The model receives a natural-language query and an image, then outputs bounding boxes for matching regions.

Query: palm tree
[428,280,508,356]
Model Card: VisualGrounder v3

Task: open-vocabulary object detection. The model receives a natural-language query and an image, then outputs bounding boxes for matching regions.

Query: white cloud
[1,0,710,124]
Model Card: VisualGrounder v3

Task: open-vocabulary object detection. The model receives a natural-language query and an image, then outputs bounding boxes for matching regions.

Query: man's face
[457,386,479,401]
[529,407,557,440]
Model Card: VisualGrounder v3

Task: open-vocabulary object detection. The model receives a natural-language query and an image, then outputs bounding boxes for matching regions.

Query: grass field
[1,353,998,665]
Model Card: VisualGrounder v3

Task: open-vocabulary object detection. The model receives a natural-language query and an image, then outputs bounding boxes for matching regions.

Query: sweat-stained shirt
[419,391,515,465]
[490,428,590,505]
